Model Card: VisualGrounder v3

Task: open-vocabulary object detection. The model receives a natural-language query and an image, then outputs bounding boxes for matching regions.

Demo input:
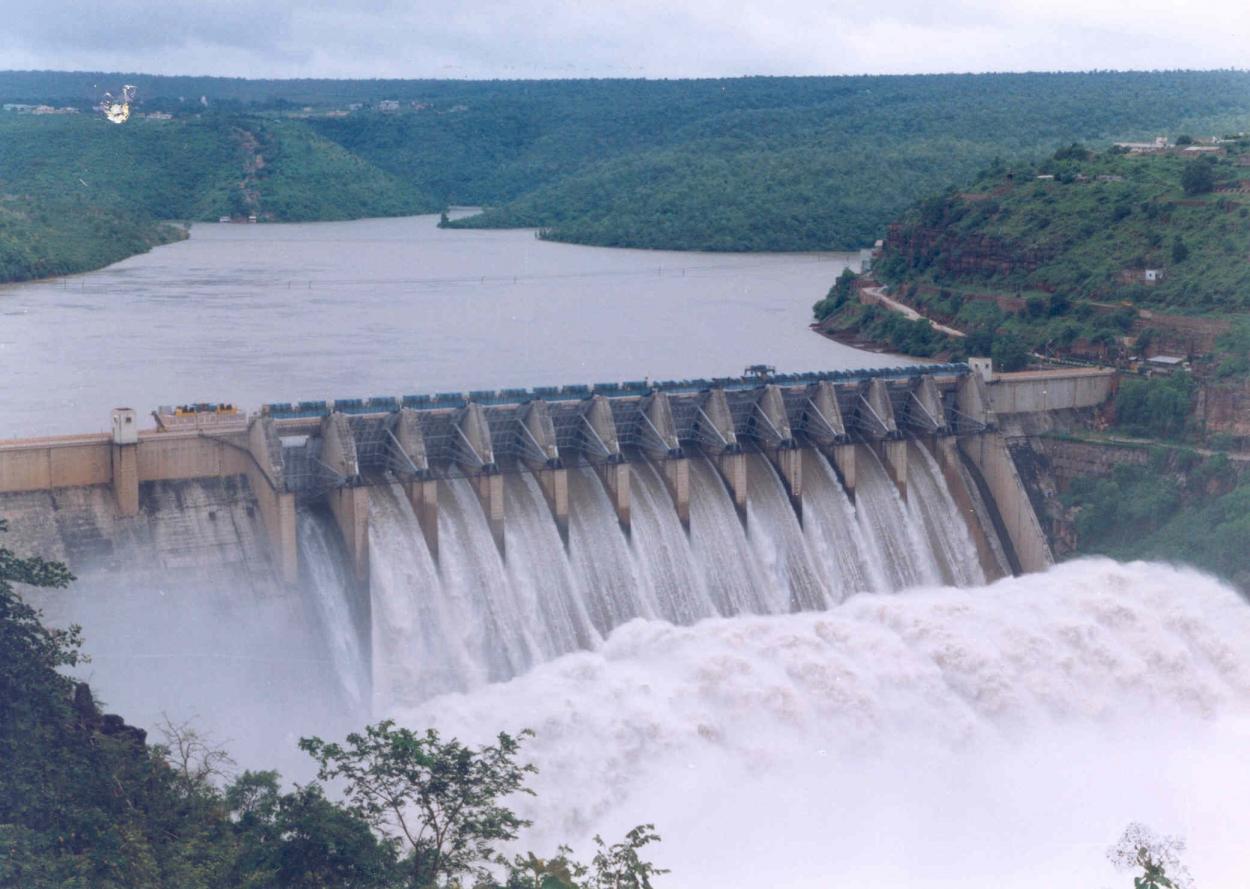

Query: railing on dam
[259,363,969,421]
[268,363,982,496]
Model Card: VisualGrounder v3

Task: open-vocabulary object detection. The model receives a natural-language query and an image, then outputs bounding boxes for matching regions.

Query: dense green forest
[874,145,1250,310]
[5,70,1250,281]
[818,144,1250,368]
[1062,445,1250,591]
[0,113,435,281]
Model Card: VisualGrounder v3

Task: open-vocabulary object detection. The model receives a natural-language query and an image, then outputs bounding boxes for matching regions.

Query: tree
[300,721,536,888]
[1107,822,1193,889]
[226,770,399,889]
[0,517,78,676]
[1180,159,1215,195]
[1171,236,1190,263]
[505,826,667,889]
[991,333,1030,371]
[583,825,668,889]
[812,267,858,321]
[156,715,237,796]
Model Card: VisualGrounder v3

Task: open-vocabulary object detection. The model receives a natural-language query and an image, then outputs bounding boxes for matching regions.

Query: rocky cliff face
[1196,379,1250,440]
[885,223,1056,279]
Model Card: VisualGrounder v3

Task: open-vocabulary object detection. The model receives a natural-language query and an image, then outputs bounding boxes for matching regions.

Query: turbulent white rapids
[398,560,1250,888]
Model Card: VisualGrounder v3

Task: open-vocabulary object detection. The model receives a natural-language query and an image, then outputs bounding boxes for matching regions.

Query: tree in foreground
[301,721,668,889]
[1107,822,1194,889]
[505,825,667,889]
[301,721,537,887]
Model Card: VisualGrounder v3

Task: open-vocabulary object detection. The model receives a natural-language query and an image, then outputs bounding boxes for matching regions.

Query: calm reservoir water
[0,215,885,436]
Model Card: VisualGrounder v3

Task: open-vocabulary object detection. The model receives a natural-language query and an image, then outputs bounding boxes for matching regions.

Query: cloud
[0,0,1247,78]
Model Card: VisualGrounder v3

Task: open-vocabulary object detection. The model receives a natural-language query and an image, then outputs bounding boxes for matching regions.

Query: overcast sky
[2,0,1247,79]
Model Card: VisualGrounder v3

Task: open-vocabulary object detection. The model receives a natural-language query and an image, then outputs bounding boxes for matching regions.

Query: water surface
[0,215,884,436]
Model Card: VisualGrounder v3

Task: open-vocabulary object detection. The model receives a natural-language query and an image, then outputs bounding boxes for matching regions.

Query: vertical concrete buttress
[958,432,1053,574]
[697,389,747,523]
[595,461,631,531]
[857,378,898,439]
[110,445,139,517]
[456,404,504,556]
[641,391,688,527]
[755,385,801,521]
[475,472,506,555]
[110,407,139,517]
[581,396,629,532]
[882,439,908,499]
[246,415,297,584]
[389,409,438,560]
[831,443,856,501]
[662,457,690,527]
[521,400,568,543]
[321,413,369,585]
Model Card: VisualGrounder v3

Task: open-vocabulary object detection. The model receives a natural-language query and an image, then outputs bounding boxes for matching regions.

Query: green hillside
[818,142,1250,367]
[875,146,1250,310]
[0,114,435,282]
[5,70,1250,281]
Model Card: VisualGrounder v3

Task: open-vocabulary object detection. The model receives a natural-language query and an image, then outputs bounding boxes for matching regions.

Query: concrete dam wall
[0,364,1113,757]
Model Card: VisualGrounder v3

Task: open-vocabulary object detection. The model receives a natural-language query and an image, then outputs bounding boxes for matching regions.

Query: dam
[0,362,1114,738]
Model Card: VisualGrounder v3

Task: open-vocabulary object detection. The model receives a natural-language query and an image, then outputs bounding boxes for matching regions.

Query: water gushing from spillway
[397,560,1250,887]
[799,449,876,598]
[687,456,771,615]
[905,441,987,586]
[297,511,369,708]
[851,445,944,590]
[364,446,992,704]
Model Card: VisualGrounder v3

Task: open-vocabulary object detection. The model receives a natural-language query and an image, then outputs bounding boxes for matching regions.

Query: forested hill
[4,70,1250,281]
[814,142,1250,372]
[0,114,436,282]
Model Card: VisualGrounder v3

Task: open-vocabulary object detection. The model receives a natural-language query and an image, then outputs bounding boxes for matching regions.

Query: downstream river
[0,215,881,437]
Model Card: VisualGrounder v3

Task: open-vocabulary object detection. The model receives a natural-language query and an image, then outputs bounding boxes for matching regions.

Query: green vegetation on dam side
[5,70,1250,280]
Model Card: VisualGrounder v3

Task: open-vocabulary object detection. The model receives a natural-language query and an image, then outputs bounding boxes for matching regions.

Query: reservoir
[0,214,875,436]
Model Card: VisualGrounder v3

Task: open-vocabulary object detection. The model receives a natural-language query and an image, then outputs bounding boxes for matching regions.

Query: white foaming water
[368,448,1004,703]
[502,471,599,657]
[687,456,772,615]
[743,452,828,612]
[800,449,877,598]
[297,511,369,708]
[853,445,943,590]
[627,459,718,624]
[567,465,658,633]
[397,560,1250,888]
[905,441,987,587]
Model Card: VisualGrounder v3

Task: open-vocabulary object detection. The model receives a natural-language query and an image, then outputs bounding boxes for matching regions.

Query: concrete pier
[388,409,439,560]
[455,404,504,555]
[594,460,631,531]
[520,400,569,543]
[581,396,630,532]
[830,443,856,501]
[321,413,369,584]
[881,439,908,499]
[640,391,689,525]
[753,385,802,520]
